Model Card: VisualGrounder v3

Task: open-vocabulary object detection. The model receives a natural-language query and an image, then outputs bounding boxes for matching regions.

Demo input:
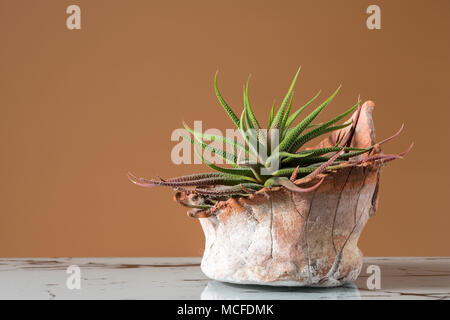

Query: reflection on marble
[201,281,361,300]
[0,257,448,299]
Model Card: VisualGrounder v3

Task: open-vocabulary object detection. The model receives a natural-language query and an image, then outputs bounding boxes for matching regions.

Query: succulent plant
[128,68,411,208]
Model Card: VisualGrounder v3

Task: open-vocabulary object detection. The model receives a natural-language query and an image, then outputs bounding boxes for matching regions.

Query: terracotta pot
[199,164,379,287]
[185,101,383,287]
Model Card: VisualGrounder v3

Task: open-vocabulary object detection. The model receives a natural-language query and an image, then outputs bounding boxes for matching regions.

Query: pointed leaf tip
[400,142,414,157]
[127,172,156,188]
[378,123,405,146]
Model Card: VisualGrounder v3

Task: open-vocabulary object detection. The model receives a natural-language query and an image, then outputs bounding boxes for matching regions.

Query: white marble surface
[0,257,448,300]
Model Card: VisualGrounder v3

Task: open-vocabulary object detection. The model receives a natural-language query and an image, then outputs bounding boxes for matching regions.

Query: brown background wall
[1,0,449,257]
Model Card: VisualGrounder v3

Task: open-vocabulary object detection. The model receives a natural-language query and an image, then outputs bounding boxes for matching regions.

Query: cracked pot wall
[199,165,379,286]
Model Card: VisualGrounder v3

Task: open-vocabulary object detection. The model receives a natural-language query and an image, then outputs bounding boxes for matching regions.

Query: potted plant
[129,68,411,287]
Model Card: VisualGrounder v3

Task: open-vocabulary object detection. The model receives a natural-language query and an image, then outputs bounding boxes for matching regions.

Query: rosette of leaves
[129,68,411,208]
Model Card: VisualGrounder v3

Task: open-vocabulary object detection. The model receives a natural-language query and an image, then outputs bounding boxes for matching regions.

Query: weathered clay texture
[198,101,381,286]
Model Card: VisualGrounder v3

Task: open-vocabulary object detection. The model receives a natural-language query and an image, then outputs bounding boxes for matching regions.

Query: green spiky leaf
[268,101,275,127]
[181,134,238,167]
[214,72,240,127]
[270,67,301,130]
[288,101,359,153]
[192,147,255,179]
[284,90,321,129]
[278,86,341,152]
[183,122,249,156]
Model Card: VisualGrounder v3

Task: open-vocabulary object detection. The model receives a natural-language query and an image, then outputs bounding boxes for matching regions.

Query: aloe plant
[129,68,411,203]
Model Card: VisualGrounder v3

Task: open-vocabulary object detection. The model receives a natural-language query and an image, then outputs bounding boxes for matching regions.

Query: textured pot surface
[199,163,380,287]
